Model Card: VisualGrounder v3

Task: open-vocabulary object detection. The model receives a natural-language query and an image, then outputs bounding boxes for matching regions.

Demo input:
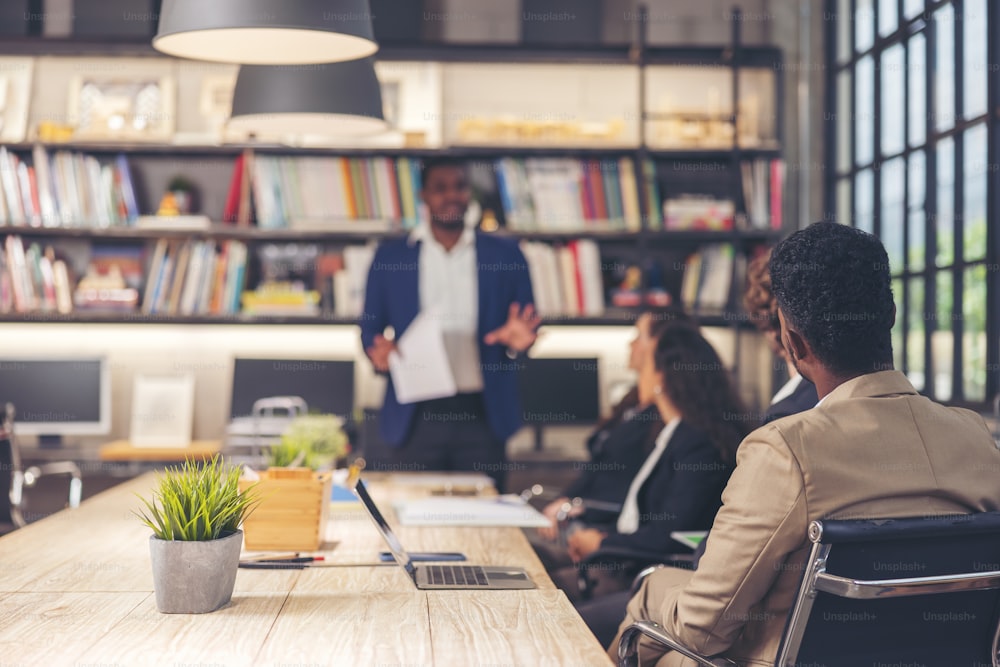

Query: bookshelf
[0,37,784,330]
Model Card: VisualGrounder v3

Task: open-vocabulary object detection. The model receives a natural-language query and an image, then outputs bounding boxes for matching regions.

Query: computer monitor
[518,357,600,450]
[229,358,355,420]
[0,356,111,446]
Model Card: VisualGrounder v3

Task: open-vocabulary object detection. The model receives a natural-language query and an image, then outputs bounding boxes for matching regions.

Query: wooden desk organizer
[239,468,332,551]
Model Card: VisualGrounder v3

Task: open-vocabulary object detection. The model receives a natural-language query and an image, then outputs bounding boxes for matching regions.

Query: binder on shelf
[520,239,604,318]
[679,244,733,314]
[642,159,662,230]
[739,157,784,230]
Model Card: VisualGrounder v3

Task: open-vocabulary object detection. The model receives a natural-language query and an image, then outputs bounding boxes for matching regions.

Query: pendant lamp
[228,58,387,137]
[153,0,378,64]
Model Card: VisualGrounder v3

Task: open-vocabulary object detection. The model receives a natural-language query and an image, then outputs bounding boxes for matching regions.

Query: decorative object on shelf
[0,58,33,143]
[194,73,238,142]
[73,264,139,312]
[228,58,387,139]
[67,75,176,142]
[242,281,321,317]
[129,374,196,447]
[663,196,735,231]
[136,176,211,230]
[135,456,259,614]
[456,116,627,146]
[238,414,347,550]
[153,0,378,65]
[164,176,196,216]
[33,121,75,143]
[610,264,643,308]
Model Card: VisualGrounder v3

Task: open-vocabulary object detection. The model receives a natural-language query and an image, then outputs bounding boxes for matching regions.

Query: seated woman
[744,249,818,421]
[534,311,679,544]
[552,323,751,601]
[577,250,820,648]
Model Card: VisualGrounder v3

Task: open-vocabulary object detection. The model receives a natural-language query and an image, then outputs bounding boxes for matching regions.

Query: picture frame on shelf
[129,374,196,447]
[197,73,242,144]
[0,57,34,143]
[67,74,176,142]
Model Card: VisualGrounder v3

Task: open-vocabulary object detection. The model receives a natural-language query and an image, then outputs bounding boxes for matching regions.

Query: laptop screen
[352,479,417,581]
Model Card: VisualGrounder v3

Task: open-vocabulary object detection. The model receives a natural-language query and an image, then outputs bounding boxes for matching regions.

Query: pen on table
[239,556,325,565]
[240,552,301,562]
[238,561,393,570]
[239,562,308,570]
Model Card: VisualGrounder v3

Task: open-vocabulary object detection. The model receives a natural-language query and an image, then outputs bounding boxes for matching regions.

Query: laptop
[352,478,536,590]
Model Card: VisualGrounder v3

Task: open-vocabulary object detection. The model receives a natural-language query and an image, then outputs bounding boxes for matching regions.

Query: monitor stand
[38,434,64,449]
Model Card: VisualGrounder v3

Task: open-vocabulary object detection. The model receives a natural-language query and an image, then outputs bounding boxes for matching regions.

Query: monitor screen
[230,358,355,420]
[519,357,600,426]
[0,357,111,437]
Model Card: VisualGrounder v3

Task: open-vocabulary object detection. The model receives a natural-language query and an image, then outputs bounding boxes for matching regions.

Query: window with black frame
[825,0,996,406]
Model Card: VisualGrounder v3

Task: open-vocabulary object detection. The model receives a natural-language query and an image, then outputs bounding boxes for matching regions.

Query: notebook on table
[351,478,535,590]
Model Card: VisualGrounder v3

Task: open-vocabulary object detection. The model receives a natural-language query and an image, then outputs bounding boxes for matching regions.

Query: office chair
[618,512,1000,667]
[0,403,82,536]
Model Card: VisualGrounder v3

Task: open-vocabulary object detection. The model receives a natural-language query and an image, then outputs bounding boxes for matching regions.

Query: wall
[8,0,801,453]
[3,322,763,455]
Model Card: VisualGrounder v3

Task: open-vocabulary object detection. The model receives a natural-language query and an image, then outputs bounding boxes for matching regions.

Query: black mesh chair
[619,512,1000,667]
[0,403,82,536]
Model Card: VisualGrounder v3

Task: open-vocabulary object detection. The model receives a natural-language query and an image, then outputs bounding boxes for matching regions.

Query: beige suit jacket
[649,370,1000,665]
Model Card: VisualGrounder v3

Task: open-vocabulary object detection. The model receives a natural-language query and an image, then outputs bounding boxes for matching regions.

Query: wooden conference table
[0,472,612,666]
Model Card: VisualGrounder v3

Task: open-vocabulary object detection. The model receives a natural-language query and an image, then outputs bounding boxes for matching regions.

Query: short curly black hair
[420,157,469,188]
[769,222,894,376]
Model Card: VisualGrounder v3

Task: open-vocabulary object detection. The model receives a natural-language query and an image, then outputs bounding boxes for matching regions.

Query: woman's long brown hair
[653,325,752,466]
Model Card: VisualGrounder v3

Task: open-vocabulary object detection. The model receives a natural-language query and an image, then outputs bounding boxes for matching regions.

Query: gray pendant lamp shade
[153,0,378,64]
[229,58,387,137]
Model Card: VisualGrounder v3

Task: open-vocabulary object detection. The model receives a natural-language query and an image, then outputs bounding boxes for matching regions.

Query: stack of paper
[393,496,550,527]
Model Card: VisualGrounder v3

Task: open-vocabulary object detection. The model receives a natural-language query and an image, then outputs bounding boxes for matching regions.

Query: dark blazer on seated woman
[764,374,819,424]
[561,402,660,524]
[598,418,730,555]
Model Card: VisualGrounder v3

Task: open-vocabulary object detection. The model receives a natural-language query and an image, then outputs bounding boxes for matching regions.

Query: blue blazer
[360,231,535,447]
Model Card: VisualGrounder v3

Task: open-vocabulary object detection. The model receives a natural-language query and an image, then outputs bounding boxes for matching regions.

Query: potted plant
[239,414,349,551]
[136,456,258,614]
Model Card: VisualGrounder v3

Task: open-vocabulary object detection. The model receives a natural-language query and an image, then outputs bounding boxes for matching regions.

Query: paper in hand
[388,311,457,404]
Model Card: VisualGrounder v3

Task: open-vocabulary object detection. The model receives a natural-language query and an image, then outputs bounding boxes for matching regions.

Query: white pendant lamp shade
[153,0,378,65]
[228,58,387,137]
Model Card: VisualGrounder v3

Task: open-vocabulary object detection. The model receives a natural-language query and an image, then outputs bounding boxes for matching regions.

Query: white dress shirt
[409,223,484,393]
[616,417,682,535]
[769,373,803,405]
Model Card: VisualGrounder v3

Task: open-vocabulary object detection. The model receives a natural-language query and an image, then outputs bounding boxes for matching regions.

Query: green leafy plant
[167,175,196,193]
[135,456,259,541]
[267,414,349,470]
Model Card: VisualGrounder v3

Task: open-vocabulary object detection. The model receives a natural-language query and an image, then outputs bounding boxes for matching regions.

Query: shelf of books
[0,143,781,324]
[0,45,785,328]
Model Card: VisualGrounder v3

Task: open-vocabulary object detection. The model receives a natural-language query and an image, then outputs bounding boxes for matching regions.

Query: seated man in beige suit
[608,222,1000,666]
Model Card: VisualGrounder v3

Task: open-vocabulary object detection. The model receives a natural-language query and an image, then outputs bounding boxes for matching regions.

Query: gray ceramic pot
[148,529,243,613]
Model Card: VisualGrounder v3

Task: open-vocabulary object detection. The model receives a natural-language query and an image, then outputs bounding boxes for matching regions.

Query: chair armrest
[24,461,82,508]
[576,547,696,600]
[618,620,737,667]
[580,546,696,570]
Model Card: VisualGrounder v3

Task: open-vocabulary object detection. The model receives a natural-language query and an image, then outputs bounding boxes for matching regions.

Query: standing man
[360,157,539,491]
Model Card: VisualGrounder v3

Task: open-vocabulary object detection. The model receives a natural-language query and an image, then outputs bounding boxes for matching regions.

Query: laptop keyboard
[426,565,490,587]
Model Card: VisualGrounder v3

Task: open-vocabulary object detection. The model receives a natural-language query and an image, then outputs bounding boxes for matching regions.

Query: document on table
[393,496,551,527]
[671,531,708,549]
[388,311,457,404]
